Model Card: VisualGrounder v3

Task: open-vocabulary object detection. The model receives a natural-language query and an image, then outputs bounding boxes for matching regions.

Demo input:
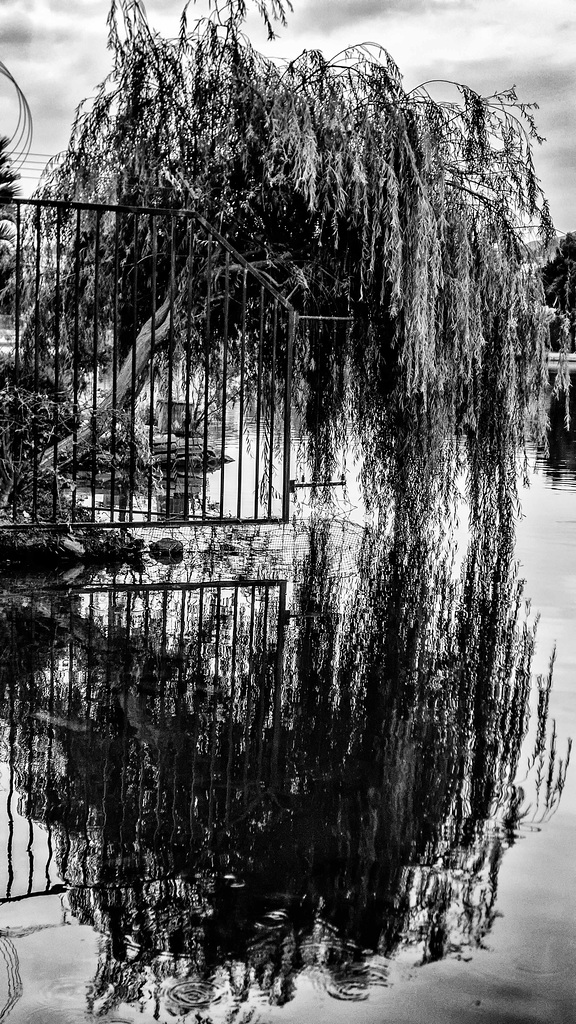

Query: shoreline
[547,351,576,366]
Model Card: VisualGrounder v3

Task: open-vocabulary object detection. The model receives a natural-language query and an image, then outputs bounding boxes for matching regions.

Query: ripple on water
[326,958,389,1001]
[361,959,390,986]
[124,937,141,961]
[513,944,575,977]
[326,980,370,1001]
[255,909,289,930]
[161,976,225,1013]
[23,1009,85,1024]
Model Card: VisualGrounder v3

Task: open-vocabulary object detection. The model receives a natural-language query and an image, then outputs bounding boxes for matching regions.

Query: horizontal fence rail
[0,198,295,527]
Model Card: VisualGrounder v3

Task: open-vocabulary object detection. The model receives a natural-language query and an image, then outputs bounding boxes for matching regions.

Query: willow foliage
[37,0,554,519]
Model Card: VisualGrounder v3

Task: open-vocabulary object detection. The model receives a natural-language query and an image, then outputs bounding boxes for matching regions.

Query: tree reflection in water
[0,508,571,1019]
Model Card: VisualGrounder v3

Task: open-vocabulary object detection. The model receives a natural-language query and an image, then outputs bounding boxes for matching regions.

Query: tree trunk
[41,298,172,467]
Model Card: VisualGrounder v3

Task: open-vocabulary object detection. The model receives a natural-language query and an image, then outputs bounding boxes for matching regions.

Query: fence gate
[0,198,296,528]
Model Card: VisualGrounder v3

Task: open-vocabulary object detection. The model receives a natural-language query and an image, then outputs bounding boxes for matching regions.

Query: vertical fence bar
[90,209,101,521]
[202,235,212,518]
[110,213,120,523]
[267,301,278,519]
[187,591,200,840]
[71,207,81,523]
[207,587,222,831]
[243,585,256,801]
[177,585,187,694]
[60,597,75,883]
[183,216,194,519]
[86,593,95,711]
[119,591,132,855]
[147,213,158,520]
[160,588,169,710]
[33,206,41,390]
[256,587,271,779]
[253,288,265,520]
[136,732,145,869]
[129,212,139,518]
[219,251,230,515]
[103,592,115,866]
[44,601,59,893]
[154,593,166,845]
[45,604,55,892]
[10,207,21,522]
[225,586,240,823]
[52,205,62,521]
[198,584,205,663]
[165,214,176,519]
[270,580,287,783]
[31,204,41,520]
[282,309,296,522]
[26,818,34,897]
[236,270,247,520]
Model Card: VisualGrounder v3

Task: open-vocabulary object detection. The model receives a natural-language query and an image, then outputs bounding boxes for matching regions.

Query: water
[75,404,289,523]
[0,383,575,1023]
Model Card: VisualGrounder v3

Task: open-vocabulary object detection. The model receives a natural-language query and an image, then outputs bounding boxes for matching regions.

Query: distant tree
[542,232,576,350]
[0,134,19,203]
[0,136,19,312]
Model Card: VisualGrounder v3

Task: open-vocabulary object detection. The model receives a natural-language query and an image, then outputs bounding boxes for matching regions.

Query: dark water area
[1,391,576,1022]
[535,367,576,488]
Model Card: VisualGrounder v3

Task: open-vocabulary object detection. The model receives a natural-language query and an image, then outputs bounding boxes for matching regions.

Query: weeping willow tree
[35,0,554,522]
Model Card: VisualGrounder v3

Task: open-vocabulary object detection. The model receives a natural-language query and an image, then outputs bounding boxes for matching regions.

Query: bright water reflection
[0,497,571,1022]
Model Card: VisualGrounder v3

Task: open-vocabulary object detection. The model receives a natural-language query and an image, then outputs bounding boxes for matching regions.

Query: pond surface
[0,382,575,1024]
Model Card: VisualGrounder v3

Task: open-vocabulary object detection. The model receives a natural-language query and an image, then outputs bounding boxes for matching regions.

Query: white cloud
[0,7,34,51]
[261,0,575,227]
[289,0,475,37]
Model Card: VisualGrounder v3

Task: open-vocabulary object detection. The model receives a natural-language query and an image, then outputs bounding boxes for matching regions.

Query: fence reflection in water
[0,581,286,902]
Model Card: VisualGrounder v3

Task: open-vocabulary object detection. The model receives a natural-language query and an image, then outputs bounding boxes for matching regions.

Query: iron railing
[0,198,296,527]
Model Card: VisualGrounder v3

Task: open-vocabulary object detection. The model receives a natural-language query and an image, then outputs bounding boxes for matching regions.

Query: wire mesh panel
[0,199,295,527]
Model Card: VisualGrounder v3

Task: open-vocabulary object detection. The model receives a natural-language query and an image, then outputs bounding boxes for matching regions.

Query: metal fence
[0,198,296,527]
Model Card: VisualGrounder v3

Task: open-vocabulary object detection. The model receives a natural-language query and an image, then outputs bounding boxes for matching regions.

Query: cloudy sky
[1,0,574,232]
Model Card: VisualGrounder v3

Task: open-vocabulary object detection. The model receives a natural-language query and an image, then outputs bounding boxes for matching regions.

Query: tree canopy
[0,136,19,310]
[35,0,554,520]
